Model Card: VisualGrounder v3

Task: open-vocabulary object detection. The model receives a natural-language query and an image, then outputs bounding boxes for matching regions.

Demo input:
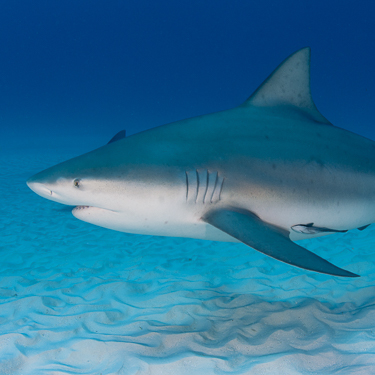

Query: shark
[27,47,375,278]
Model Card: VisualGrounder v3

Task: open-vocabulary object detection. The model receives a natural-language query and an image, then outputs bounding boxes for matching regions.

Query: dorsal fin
[243,47,331,124]
[107,130,126,144]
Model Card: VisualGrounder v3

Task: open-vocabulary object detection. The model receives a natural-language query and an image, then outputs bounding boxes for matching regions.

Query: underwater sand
[1,136,375,375]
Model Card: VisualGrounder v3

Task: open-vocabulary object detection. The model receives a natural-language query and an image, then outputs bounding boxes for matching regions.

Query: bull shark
[27,47,375,278]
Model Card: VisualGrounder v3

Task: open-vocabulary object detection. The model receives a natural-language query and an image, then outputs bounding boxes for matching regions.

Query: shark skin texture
[27,47,375,278]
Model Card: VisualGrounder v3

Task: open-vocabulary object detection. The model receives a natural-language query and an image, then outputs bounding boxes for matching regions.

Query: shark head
[27,140,144,233]
[27,131,189,235]
[27,144,121,209]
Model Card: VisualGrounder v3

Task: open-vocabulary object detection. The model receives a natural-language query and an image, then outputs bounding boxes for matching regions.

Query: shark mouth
[74,206,90,210]
[71,205,98,217]
[72,206,118,213]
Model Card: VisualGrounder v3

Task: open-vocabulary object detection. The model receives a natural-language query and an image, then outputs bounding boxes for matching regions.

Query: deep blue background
[1,0,374,147]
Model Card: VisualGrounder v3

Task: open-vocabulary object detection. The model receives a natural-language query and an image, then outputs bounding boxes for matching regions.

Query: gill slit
[195,169,199,203]
[219,177,225,201]
[202,171,209,204]
[210,171,219,203]
[185,171,189,202]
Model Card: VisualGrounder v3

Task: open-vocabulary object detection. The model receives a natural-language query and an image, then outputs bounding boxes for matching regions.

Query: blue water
[1,1,375,374]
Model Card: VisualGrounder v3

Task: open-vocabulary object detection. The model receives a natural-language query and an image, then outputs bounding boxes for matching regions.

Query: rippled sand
[1,138,375,374]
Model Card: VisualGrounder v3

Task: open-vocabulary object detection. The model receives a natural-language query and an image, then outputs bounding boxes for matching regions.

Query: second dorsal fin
[243,47,331,124]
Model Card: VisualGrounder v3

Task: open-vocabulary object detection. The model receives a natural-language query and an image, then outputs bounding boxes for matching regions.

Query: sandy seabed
[1,136,375,375]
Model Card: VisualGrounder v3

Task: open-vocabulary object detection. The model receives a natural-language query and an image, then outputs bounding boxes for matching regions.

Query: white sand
[1,136,375,374]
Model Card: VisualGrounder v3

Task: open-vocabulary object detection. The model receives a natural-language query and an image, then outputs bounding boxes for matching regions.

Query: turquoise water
[1,137,374,374]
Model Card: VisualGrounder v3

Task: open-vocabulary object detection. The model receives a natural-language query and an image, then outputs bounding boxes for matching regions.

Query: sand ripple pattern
[1,142,375,374]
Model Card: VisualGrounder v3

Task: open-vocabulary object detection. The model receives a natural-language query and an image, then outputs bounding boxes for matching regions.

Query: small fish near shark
[27,48,375,278]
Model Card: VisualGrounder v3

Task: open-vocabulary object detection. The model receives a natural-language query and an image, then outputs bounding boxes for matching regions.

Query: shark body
[27,48,375,277]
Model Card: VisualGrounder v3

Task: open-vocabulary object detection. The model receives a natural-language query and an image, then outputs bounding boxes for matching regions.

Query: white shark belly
[72,205,237,241]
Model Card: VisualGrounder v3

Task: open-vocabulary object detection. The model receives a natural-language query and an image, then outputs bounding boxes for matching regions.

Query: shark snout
[27,172,85,206]
[27,179,53,198]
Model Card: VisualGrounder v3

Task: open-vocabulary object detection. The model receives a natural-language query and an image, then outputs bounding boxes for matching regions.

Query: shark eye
[73,179,81,188]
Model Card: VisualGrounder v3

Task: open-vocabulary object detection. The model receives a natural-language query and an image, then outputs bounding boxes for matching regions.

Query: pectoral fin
[202,208,359,277]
